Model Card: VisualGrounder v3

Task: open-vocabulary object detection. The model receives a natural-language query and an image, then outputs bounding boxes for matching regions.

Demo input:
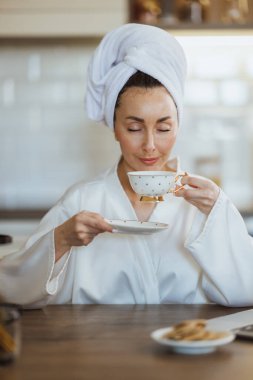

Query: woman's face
[114,86,178,173]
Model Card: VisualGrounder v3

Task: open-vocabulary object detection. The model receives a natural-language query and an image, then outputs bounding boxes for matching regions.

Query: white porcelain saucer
[151,327,235,355]
[107,220,168,235]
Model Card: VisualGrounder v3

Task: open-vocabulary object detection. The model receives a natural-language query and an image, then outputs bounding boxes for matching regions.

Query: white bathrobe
[1,160,253,307]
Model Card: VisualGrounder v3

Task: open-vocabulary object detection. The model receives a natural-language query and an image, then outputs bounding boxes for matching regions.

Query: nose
[143,131,156,152]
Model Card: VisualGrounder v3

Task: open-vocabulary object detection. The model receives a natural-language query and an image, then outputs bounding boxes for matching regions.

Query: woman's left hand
[174,174,220,215]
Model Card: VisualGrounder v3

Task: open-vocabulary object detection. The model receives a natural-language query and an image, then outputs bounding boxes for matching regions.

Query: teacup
[127,171,185,202]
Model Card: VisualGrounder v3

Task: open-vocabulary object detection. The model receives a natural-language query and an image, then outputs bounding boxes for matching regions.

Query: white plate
[150,327,235,355]
[107,220,168,235]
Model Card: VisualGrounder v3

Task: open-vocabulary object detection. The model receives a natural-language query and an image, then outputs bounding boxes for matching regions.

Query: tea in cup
[127,171,185,202]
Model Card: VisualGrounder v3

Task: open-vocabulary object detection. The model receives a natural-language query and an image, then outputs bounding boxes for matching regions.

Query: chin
[136,164,165,172]
[125,159,167,172]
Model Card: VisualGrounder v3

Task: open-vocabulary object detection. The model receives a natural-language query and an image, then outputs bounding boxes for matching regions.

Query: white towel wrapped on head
[86,23,187,129]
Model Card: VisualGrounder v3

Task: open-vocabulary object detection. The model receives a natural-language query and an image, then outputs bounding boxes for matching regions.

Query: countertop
[1,304,253,380]
[0,219,39,258]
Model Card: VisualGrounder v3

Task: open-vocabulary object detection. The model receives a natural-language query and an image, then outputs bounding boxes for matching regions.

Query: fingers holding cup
[174,174,220,215]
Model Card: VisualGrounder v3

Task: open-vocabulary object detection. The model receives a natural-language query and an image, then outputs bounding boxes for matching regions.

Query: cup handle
[168,172,188,194]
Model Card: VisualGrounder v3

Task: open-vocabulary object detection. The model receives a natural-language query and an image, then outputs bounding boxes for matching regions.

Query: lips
[139,157,159,165]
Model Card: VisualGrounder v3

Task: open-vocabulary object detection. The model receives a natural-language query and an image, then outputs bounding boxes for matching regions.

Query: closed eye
[128,128,142,132]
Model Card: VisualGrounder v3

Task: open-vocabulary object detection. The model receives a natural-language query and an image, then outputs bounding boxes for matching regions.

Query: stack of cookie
[163,319,228,341]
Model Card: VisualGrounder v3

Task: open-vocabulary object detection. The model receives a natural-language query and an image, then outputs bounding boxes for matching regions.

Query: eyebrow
[125,116,172,123]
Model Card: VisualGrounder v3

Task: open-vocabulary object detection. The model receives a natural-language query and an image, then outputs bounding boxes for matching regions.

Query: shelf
[1,0,253,38]
[165,24,253,36]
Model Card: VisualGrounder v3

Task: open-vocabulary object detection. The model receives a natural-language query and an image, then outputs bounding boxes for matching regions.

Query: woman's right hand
[54,211,113,262]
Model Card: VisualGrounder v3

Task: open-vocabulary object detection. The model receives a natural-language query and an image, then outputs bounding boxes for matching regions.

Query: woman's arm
[54,211,113,262]
[185,189,253,306]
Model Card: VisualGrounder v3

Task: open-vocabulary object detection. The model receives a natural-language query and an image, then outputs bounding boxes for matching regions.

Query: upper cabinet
[129,0,253,32]
[1,0,252,38]
[0,0,128,38]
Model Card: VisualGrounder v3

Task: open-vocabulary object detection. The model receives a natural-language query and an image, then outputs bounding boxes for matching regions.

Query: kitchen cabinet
[129,0,253,34]
[0,0,127,38]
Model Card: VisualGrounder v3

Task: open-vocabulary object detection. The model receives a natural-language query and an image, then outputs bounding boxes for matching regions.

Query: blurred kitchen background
[1,0,253,252]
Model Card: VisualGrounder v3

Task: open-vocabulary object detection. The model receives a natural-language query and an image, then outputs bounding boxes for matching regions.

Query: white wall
[0,39,121,209]
[0,35,253,211]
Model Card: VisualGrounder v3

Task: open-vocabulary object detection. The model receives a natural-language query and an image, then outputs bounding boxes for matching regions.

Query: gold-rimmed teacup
[127,171,186,202]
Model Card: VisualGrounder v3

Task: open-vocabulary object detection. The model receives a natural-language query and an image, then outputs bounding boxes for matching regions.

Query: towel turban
[86,23,187,129]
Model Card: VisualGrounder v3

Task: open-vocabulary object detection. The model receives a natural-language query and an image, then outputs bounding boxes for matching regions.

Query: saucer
[151,327,235,355]
[107,220,168,235]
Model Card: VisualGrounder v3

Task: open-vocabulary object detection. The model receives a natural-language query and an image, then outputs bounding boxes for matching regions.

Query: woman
[1,24,253,307]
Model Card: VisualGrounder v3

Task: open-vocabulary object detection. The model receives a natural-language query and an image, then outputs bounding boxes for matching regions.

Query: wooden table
[1,304,253,380]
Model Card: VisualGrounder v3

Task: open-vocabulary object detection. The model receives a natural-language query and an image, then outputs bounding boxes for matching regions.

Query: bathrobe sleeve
[185,189,253,306]
[0,187,81,307]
